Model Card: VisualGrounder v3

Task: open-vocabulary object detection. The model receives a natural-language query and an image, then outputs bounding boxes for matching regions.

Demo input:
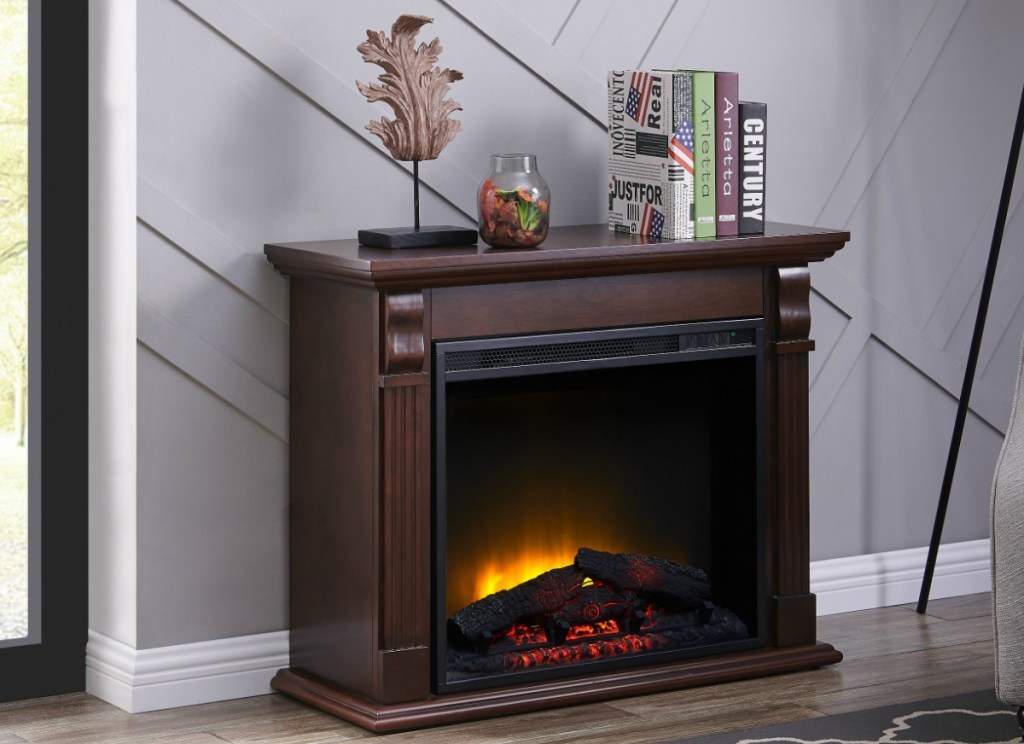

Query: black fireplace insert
[433,319,766,693]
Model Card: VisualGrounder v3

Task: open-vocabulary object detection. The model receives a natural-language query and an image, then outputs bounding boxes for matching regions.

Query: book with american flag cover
[607,69,694,240]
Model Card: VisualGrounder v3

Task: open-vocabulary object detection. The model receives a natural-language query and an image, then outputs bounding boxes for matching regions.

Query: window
[0,0,87,701]
[0,0,32,651]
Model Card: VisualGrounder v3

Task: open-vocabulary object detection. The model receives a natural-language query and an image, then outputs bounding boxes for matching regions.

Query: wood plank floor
[0,593,1000,743]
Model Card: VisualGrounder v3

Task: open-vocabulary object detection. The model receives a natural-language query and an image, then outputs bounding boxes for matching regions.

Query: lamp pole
[917,82,1024,614]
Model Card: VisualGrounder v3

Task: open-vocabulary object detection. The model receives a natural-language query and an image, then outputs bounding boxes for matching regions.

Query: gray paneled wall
[136,0,1024,648]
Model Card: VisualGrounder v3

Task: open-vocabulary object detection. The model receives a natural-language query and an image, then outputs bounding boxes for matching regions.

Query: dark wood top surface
[264,222,850,289]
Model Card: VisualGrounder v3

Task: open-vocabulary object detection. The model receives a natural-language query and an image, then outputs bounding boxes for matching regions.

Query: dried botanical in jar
[478,154,550,248]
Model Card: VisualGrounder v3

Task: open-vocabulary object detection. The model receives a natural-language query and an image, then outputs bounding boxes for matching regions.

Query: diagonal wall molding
[549,0,615,67]
[138,299,288,443]
[796,0,1001,434]
[440,0,607,124]
[809,310,871,438]
[138,178,289,323]
[814,0,967,229]
[935,194,1024,375]
[638,0,712,70]
[811,261,1008,435]
[173,0,477,220]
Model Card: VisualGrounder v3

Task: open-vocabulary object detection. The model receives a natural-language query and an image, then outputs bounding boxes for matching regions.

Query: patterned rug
[675,689,1020,743]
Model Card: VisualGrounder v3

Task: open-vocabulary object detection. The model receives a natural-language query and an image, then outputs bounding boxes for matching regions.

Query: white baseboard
[811,538,992,615]
[82,540,990,713]
[85,628,288,713]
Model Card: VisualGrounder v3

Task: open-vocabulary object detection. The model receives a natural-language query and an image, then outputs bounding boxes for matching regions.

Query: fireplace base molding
[271,643,842,733]
[264,222,850,732]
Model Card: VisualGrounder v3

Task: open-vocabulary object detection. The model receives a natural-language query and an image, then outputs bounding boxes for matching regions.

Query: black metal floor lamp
[917,82,1024,614]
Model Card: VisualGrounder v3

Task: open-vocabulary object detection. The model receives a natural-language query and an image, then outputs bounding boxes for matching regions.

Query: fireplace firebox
[264,222,849,732]
[435,321,764,692]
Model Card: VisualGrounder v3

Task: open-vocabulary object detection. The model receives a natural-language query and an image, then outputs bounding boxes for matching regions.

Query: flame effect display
[448,527,690,617]
[443,368,715,617]
[439,351,761,684]
[445,477,696,617]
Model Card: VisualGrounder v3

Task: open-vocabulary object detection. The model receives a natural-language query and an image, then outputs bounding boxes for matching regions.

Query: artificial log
[448,565,586,643]
[574,548,713,611]
[449,549,716,644]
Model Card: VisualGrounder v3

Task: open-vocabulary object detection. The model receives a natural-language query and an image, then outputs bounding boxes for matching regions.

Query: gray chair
[992,329,1024,734]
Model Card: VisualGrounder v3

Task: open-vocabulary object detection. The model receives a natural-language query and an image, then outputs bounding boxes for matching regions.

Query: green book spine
[692,71,716,238]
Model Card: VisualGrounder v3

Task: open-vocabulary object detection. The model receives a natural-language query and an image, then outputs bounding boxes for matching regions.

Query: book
[607,69,694,240]
[714,71,739,236]
[739,101,767,234]
[691,71,716,238]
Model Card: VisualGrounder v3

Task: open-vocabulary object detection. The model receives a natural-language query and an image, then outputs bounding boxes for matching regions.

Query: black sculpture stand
[359,160,477,249]
[358,225,477,249]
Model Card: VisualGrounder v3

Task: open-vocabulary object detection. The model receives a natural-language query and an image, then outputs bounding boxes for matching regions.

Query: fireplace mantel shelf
[265,222,849,289]
[265,222,850,732]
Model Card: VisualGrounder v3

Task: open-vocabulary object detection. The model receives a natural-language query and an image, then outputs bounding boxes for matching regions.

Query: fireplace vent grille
[444,335,681,373]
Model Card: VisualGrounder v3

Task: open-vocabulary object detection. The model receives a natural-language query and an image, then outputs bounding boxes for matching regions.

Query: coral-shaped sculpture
[356,14,464,162]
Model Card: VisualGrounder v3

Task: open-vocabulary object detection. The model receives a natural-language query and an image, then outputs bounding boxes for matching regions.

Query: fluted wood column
[376,291,431,703]
[768,266,816,647]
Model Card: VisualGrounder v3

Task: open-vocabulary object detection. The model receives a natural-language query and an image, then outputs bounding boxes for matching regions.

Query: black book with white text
[739,101,766,234]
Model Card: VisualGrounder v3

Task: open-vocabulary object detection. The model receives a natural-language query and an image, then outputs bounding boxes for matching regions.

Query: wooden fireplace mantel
[264,222,850,733]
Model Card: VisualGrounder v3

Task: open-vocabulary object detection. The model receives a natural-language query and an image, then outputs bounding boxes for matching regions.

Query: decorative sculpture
[355,15,477,248]
[356,14,463,162]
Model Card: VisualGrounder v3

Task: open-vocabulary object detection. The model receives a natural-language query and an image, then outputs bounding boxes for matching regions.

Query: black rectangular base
[358,225,478,249]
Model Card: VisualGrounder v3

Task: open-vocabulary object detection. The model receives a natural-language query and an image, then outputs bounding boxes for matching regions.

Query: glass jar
[477,154,550,247]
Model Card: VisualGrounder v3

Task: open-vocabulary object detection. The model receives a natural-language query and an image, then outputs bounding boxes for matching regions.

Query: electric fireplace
[263,222,849,732]
[435,321,764,692]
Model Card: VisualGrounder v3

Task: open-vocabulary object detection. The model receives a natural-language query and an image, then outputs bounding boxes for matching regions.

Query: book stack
[607,69,766,239]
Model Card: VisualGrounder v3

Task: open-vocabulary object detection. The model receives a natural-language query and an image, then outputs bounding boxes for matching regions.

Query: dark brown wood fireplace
[263,222,849,732]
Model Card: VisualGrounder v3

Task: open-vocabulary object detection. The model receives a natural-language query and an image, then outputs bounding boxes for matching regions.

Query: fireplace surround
[264,222,849,732]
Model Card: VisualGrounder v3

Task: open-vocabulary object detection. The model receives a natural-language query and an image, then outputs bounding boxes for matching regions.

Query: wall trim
[82,540,988,713]
[811,538,992,616]
[85,629,288,713]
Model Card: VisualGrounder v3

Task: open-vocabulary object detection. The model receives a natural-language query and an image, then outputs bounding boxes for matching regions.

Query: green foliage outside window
[0,0,28,643]
[0,0,28,445]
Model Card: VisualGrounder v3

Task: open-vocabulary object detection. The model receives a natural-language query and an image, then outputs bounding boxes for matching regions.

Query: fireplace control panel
[680,328,755,351]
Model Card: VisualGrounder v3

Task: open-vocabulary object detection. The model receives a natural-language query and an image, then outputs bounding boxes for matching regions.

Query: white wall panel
[834,4,1024,334]
[549,0,616,65]
[134,0,1024,648]
[575,0,678,73]
[136,346,287,648]
[138,180,289,323]
[138,227,288,399]
[495,0,576,46]
[807,292,850,388]
[810,338,1002,560]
